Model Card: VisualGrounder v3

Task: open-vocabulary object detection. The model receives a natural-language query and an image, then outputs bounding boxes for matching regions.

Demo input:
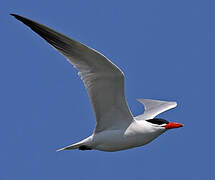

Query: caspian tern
[11,14,183,152]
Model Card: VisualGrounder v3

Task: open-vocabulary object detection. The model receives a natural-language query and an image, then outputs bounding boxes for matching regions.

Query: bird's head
[146,118,184,130]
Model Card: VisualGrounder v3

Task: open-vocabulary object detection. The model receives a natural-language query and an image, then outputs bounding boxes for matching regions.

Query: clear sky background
[1,0,214,179]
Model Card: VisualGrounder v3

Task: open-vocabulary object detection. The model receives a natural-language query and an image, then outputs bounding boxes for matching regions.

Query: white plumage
[11,14,183,152]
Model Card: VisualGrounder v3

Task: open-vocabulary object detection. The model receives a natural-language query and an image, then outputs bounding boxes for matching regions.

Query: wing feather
[11,14,133,133]
[135,99,177,120]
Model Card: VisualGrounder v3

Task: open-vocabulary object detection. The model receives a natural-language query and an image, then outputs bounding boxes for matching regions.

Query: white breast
[91,120,166,152]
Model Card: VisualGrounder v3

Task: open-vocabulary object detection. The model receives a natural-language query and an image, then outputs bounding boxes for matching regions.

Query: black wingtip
[10,13,20,19]
[10,14,38,29]
[10,14,27,22]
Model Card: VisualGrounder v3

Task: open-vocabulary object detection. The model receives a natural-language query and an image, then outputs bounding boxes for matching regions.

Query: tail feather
[56,142,83,152]
[57,136,92,152]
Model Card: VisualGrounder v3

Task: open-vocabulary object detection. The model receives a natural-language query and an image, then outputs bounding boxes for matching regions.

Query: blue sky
[1,0,215,179]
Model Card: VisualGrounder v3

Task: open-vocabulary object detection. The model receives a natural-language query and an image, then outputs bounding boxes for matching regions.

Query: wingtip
[10,14,26,23]
[10,13,21,19]
[10,14,39,30]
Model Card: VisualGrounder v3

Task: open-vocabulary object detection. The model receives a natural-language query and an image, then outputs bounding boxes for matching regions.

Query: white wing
[135,99,177,120]
[12,14,133,133]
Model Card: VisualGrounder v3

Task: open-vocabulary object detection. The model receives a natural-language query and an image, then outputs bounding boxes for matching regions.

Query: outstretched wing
[11,14,133,133]
[135,99,177,120]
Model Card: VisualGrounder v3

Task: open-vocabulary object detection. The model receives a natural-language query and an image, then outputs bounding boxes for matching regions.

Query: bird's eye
[146,118,169,125]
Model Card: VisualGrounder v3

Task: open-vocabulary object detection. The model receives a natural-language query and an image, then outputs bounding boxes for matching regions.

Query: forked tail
[56,136,92,151]
[56,142,83,152]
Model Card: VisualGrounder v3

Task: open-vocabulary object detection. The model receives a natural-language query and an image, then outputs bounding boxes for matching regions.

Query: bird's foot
[78,145,92,150]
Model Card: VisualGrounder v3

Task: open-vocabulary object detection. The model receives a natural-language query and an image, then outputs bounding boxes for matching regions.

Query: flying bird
[11,14,183,152]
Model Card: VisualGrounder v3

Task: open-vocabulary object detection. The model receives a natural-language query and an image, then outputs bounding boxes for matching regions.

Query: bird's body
[67,120,166,152]
[11,14,183,152]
